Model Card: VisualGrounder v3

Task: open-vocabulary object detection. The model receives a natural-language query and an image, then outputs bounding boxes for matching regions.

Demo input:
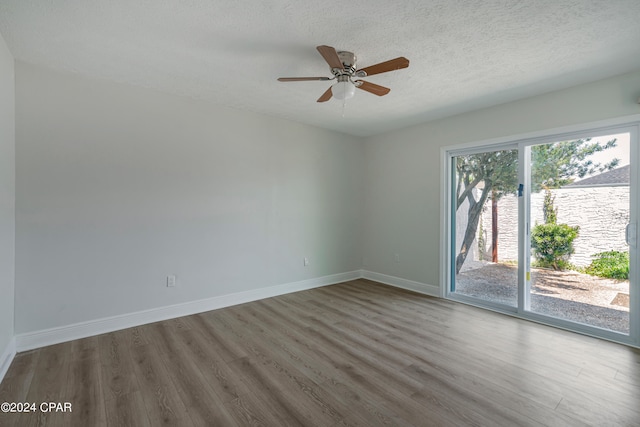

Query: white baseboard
[15,270,361,352]
[13,269,440,353]
[361,270,440,297]
[0,337,16,384]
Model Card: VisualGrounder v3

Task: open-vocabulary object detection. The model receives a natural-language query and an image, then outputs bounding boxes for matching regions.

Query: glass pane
[528,134,630,334]
[452,149,519,307]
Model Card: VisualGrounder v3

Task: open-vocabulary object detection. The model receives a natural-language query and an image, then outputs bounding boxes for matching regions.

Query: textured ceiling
[1,0,640,137]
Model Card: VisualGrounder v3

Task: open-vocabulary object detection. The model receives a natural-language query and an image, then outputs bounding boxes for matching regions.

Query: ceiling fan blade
[316,45,343,70]
[278,77,331,82]
[355,80,391,96]
[317,86,333,103]
[356,57,409,77]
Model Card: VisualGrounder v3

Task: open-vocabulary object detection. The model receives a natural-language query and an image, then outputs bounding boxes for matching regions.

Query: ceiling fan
[278,45,409,103]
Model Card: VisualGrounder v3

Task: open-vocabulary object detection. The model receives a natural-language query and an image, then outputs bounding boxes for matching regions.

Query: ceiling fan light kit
[331,76,356,100]
[278,45,409,103]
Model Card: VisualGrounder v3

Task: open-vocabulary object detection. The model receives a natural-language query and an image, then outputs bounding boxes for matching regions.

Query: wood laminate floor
[1,279,639,426]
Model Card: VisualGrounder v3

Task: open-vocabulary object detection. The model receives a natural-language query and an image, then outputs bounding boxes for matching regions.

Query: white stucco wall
[476,186,629,267]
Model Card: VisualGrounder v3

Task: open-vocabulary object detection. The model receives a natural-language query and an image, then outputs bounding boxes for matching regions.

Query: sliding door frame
[440,114,640,348]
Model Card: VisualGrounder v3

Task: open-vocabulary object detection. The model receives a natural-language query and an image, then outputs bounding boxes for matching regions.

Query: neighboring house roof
[563,164,629,188]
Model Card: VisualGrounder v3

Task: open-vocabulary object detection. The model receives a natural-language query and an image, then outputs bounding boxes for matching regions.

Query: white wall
[0,34,16,368]
[14,63,363,334]
[363,70,640,289]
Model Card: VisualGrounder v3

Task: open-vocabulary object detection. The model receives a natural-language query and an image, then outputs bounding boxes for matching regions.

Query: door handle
[626,223,637,247]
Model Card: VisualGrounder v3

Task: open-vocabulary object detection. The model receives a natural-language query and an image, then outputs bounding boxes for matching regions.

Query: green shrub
[585,251,629,279]
[531,223,579,270]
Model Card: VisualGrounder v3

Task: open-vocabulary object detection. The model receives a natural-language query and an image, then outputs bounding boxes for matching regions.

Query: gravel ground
[455,263,630,334]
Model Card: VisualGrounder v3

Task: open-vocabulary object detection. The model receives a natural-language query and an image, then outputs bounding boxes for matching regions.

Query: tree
[542,189,558,224]
[455,150,518,274]
[455,138,618,274]
[531,138,619,191]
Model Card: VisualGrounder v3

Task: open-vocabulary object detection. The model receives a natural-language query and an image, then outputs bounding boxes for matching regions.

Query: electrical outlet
[303,257,310,266]
[167,275,177,287]
[394,253,400,263]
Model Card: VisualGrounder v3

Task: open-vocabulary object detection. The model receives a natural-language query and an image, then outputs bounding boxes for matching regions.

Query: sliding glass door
[526,134,631,334]
[451,148,519,308]
[447,122,638,345]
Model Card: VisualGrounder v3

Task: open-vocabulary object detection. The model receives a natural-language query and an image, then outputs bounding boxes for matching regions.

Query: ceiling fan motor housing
[334,51,357,76]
